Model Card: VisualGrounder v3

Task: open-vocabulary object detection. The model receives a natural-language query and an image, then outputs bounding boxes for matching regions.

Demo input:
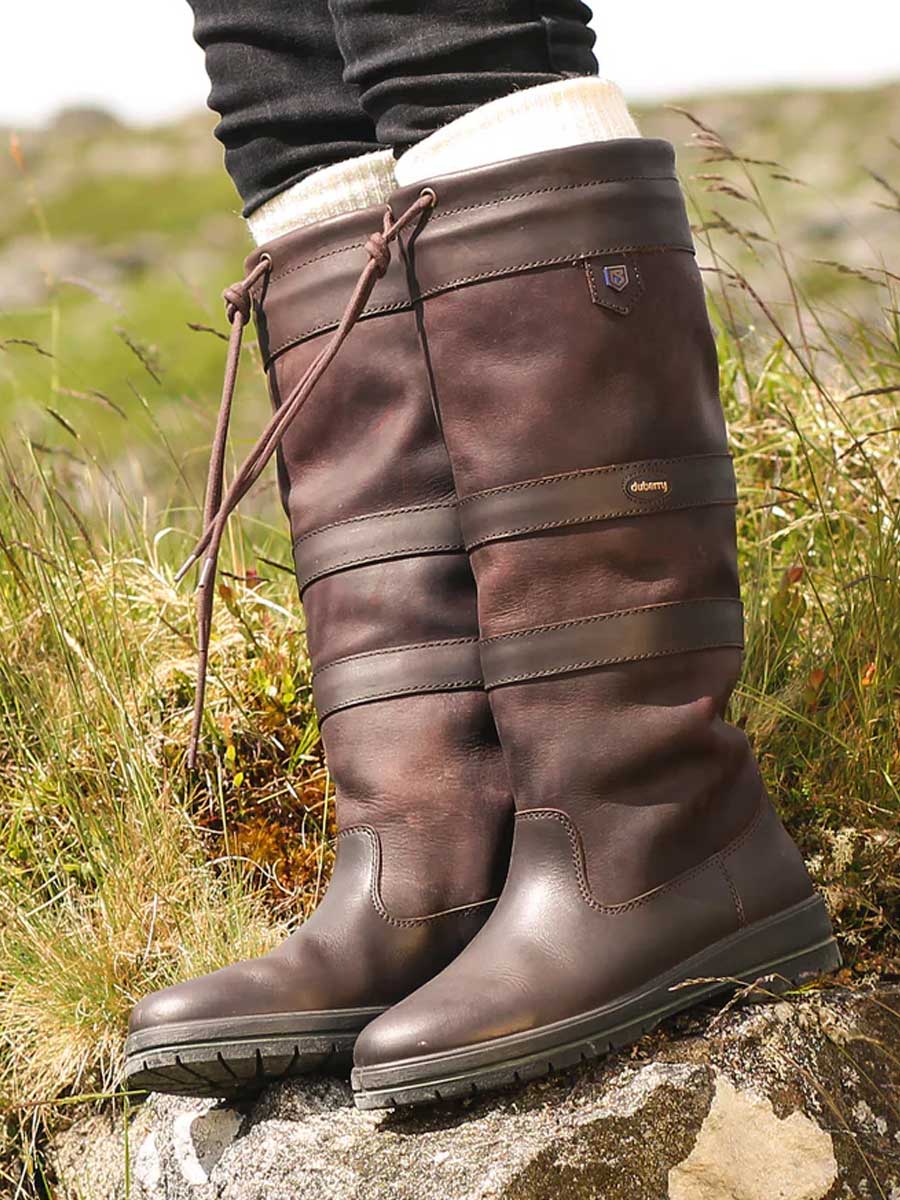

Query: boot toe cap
[128,983,198,1036]
[353,1004,427,1069]
[127,956,299,1037]
[353,970,521,1069]
[128,965,247,1036]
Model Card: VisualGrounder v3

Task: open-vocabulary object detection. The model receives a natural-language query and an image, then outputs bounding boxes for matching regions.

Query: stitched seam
[321,681,482,705]
[459,455,732,502]
[517,802,769,913]
[265,239,367,286]
[717,855,745,927]
[259,174,679,288]
[719,789,767,860]
[299,541,461,562]
[485,638,744,687]
[263,299,410,362]
[466,499,735,547]
[319,678,483,719]
[413,246,692,299]
[314,636,479,675]
[297,543,463,590]
[481,599,740,644]
[425,174,680,220]
[337,826,496,927]
[585,258,601,306]
[516,810,720,913]
[292,501,456,546]
[260,245,694,364]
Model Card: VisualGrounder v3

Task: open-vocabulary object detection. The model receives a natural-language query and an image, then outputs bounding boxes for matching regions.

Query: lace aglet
[197,556,215,590]
[186,686,205,770]
[174,551,199,585]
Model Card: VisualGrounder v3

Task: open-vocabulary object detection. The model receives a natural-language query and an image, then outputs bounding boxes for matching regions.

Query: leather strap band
[294,502,463,593]
[313,638,483,722]
[481,598,744,689]
[459,454,736,549]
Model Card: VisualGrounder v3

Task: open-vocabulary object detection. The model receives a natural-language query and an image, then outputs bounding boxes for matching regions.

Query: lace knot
[221,257,270,326]
[223,281,253,324]
[365,231,391,278]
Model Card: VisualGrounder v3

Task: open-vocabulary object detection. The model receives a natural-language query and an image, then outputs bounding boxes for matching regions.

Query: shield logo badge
[603,264,629,293]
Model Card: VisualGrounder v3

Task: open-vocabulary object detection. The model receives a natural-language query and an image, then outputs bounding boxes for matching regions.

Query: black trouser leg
[327,0,598,154]
[187,0,598,216]
[187,0,379,215]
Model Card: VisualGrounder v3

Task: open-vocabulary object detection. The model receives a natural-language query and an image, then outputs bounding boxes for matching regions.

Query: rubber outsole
[124,1009,385,1098]
[351,896,841,1110]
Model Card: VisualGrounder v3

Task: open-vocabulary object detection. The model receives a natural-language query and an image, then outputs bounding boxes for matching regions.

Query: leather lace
[177,190,436,768]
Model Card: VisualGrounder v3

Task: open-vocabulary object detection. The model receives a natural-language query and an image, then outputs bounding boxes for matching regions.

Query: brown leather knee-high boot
[124,202,512,1098]
[351,140,840,1108]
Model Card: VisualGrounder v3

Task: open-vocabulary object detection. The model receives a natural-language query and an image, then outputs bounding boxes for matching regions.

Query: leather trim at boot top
[247,140,692,365]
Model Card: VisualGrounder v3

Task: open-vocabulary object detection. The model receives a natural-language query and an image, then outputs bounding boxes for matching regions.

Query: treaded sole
[351,896,841,1110]
[125,1030,363,1098]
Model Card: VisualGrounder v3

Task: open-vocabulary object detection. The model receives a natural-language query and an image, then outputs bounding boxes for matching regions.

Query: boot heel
[715,895,842,997]
[748,937,843,998]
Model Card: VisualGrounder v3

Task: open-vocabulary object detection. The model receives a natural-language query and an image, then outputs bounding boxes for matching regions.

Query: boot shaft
[343,143,833,1108]
[387,141,763,902]
[243,207,512,916]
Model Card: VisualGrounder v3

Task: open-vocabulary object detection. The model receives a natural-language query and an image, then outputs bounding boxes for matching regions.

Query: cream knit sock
[394,78,640,188]
[247,149,397,246]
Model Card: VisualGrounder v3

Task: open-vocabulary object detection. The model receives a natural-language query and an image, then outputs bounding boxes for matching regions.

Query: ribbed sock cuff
[247,149,397,246]
[394,78,640,188]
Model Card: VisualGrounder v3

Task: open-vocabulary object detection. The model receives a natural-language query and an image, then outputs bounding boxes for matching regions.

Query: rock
[50,986,899,1200]
[667,1076,838,1200]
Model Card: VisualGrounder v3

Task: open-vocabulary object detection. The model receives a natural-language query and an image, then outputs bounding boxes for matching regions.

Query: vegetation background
[1,82,898,1196]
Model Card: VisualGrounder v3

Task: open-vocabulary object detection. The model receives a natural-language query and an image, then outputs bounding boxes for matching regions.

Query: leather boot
[124,202,512,1098]
[351,140,840,1109]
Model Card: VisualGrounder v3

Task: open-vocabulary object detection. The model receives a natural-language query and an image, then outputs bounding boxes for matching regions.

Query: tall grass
[0,452,334,1189]
[0,104,898,1195]
[685,110,900,967]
